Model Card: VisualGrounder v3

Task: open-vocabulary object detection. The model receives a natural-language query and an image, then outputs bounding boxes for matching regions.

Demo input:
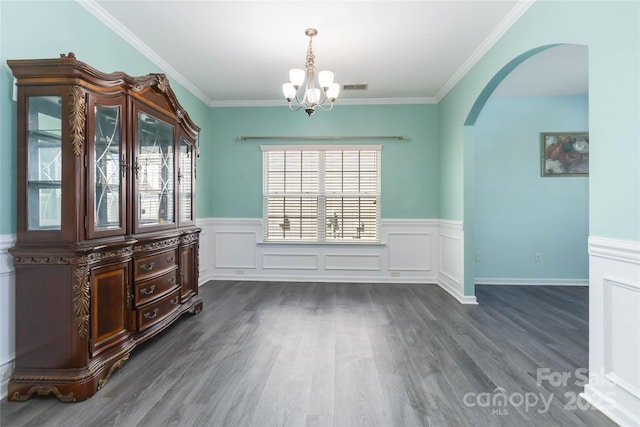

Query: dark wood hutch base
[7,53,202,402]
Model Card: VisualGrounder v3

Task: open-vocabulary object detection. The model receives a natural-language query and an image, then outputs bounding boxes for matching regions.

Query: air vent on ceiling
[342,83,368,91]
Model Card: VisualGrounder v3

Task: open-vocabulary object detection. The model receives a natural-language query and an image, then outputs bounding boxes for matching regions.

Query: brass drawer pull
[170,297,179,305]
[144,308,159,319]
[139,262,155,272]
[168,276,175,284]
[140,285,155,295]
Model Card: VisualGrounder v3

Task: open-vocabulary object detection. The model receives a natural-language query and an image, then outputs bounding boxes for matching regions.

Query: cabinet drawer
[134,249,177,280]
[137,288,181,332]
[135,269,178,307]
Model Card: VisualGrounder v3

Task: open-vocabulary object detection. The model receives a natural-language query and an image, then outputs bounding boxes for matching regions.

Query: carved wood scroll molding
[13,247,132,265]
[155,75,169,93]
[68,86,86,157]
[195,242,200,280]
[73,266,90,339]
[131,74,186,120]
[12,255,75,265]
[97,354,129,390]
[133,237,180,253]
[179,232,199,245]
[12,386,75,403]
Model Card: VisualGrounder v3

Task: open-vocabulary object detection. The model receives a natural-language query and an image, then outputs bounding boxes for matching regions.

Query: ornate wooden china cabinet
[7,53,202,402]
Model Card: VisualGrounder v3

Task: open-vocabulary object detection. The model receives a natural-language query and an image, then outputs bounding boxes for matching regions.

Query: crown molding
[77,0,533,109]
[75,0,213,106]
[208,97,437,108]
[334,97,437,106]
[435,0,536,102]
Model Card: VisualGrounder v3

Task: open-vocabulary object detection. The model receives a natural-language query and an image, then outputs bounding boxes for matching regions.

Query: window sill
[258,240,386,247]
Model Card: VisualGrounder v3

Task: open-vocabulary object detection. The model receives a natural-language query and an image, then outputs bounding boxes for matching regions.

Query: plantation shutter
[324,149,379,240]
[263,145,380,242]
[264,150,319,239]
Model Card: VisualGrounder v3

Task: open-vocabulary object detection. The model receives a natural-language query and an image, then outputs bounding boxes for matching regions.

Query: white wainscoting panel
[214,231,257,269]
[207,218,444,284]
[263,253,318,270]
[603,278,640,395]
[582,236,640,427]
[387,232,432,271]
[196,218,214,285]
[325,254,381,271]
[0,234,16,400]
[437,221,473,303]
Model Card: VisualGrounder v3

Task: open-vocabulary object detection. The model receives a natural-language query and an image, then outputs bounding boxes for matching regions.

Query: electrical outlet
[235,269,245,275]
[535,253,542,262]
[475,252,482,262]
[390,271,400,277]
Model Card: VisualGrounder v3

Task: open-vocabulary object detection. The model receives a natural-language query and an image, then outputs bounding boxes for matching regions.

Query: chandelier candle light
[282,28,340,116]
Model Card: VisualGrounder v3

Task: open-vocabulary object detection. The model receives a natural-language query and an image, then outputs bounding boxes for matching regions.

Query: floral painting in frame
[541,132,589,176]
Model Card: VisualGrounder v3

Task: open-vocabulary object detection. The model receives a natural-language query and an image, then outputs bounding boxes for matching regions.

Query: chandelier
[282,28,340,116]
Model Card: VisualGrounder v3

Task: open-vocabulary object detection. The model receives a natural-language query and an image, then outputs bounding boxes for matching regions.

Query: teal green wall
[438,1,639,294]
[0,1,211,234]
[440,1,640,238]
[210,104,438,219]
[474,96,589,280]
[2,2,639,295]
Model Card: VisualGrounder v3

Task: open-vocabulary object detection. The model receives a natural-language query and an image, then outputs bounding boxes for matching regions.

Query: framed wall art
[541,132,589,177]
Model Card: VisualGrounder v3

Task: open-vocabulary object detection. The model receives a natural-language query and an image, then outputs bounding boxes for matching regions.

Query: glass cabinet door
[136,111,175,229]
[89,101,126,237]
[27,96,62,230]
[178,136,194,225]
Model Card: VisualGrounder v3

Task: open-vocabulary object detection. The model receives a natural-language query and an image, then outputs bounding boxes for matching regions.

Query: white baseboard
[208,273,436,285]
[475,277,588,286]
[439,273,478,304]
[581,385,638,427]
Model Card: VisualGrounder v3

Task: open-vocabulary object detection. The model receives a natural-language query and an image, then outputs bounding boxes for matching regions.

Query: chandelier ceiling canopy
[282,28,340,116]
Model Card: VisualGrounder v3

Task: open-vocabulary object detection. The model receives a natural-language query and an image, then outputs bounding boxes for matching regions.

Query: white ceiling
[84,0,587,107]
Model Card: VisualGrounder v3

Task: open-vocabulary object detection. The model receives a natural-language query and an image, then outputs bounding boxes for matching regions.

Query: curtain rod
[237,135,408,141]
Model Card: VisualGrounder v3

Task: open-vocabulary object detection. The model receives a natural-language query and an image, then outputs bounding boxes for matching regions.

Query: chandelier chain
[282,28,339,116]
[305,37,315,71]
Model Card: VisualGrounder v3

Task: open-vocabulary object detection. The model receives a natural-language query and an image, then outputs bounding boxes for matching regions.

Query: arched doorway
[462,44,589,296]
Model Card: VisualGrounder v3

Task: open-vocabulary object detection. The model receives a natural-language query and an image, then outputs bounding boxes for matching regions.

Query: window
[263,145,381,242]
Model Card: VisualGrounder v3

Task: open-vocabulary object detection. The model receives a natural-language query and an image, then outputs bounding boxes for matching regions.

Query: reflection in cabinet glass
[179,136,192,223]
[27,96,62,230]
[137,112,174,226]
[94,105,122,230]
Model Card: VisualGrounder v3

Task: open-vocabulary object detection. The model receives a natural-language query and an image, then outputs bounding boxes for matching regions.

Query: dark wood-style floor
[1,281,615,427]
